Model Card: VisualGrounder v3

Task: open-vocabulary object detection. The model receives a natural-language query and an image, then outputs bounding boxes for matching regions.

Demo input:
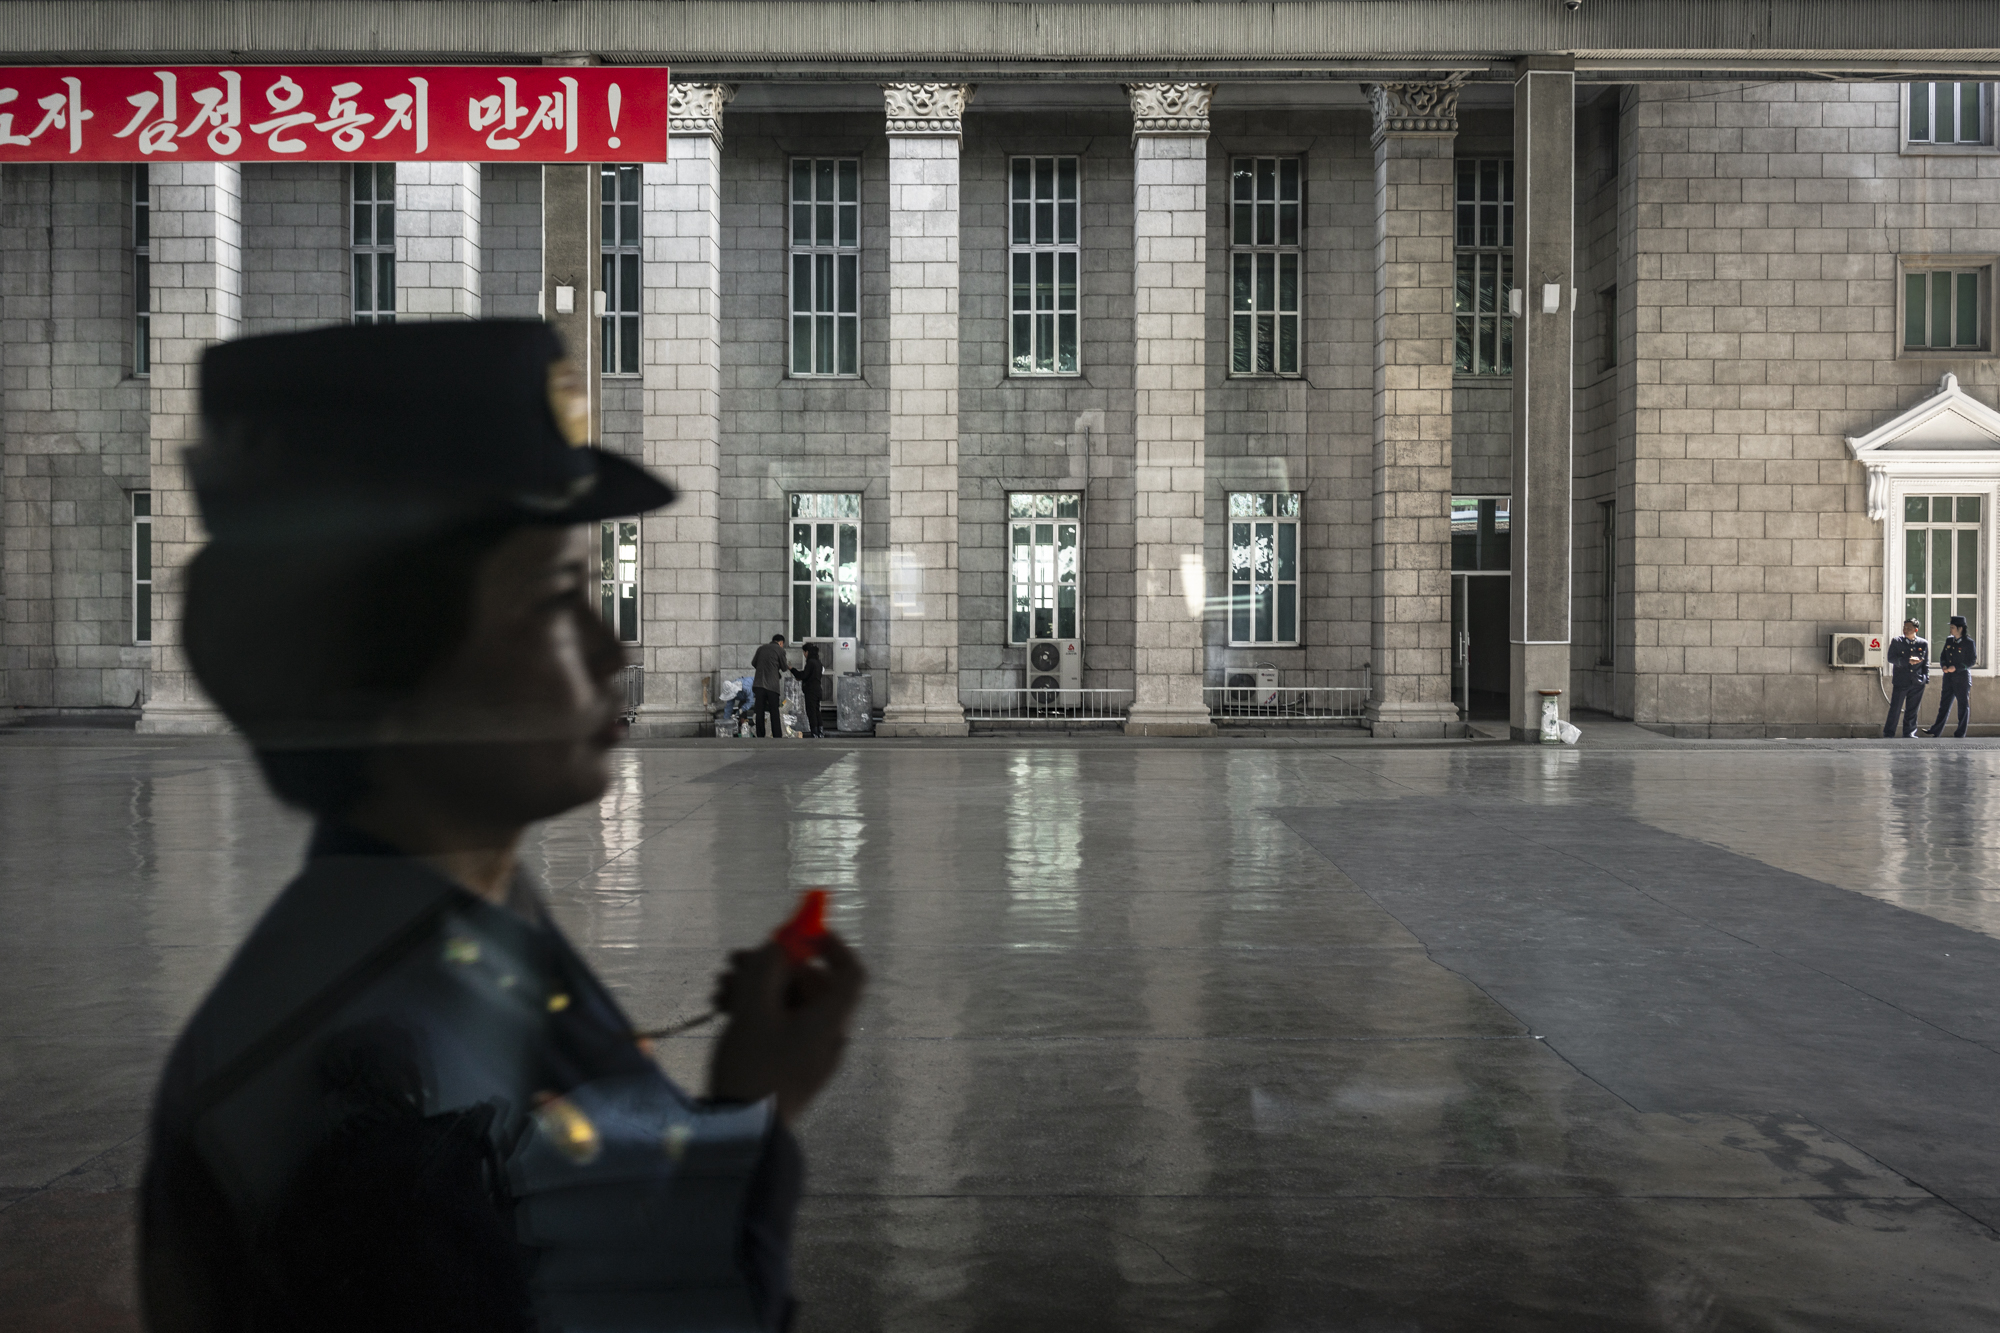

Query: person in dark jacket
[749,635,789,738]
[139,322,865,1333]
[1883,617,1931,738]
[1926,614,1977,738]
[792,644,827,738]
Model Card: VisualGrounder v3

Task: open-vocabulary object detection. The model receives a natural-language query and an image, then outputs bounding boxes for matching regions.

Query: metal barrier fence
[1202,683,1370,723]
[962,688,1134,726]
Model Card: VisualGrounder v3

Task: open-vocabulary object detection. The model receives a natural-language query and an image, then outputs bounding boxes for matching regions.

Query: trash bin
[836,671,874,735]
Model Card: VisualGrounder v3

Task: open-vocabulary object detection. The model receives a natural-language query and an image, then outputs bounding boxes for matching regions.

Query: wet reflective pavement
[3,732,1999,1330]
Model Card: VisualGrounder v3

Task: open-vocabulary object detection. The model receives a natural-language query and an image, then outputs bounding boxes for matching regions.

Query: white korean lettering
[314,81,374,152]
[114,73,180,155]
[27,80,95,155]
[0,88,30,147]
[178,71,242,155]
[479,76,527,151]
[561,76,578,155]
[376,76,429,153]
[521,91,563,140]
[248,75,314,154]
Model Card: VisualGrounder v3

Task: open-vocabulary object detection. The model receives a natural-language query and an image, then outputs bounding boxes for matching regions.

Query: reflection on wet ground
[2,733,1998,1330]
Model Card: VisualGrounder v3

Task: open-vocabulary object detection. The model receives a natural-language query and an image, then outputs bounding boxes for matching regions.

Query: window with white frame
[1009,157,1079,376]
[132,165,150,376]
[1008,493,1080,643]
[1903,494,1982,658]
[1229,158,1302,376]
[790,158,859,377]
[1227,493,1300,645]
[601,164,641,376]
[1598,498,1616,667]
[1454,158,1513,376]
[790,493,861,641]
[352,164,395,325]
[599,519,640,645]
[132,491,152,645]
[1904,265,1991,353]
[1908,82,1993,147]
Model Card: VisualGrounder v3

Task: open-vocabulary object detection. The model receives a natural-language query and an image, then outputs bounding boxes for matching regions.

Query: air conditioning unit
[832,637,859,677]
[1026,638,1083,708]
[1225,666,1280,709]
[1830,631,1884,669]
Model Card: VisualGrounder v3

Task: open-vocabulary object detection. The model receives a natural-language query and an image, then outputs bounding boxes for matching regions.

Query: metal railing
[1204,668,1370,725]
[962,688,1134,726]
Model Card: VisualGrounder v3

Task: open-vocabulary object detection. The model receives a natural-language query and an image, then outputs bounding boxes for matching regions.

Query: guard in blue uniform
[139,322,863,1332]
[1926,614,1976,738]
[1883,618,1930,738]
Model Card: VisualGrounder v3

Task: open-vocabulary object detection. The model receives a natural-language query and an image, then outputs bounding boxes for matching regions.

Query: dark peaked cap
[193,321,673,544]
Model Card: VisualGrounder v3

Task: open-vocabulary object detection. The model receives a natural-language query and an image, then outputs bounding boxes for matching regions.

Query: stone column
[1364,81,1465,738]
[1508,60,1576,739]
[876,83,971,737]
[138,162,241,734]
[633,83,732,737]
[395,161,481,320]
[1124,83,1216,736]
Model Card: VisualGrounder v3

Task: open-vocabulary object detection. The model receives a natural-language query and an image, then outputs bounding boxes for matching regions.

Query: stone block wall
[1572,92,1625,711]
[240,163,348,335]
[1621,81,2000,735]
[1,164,150,712]
[1202,108,1374,685]
[480,163,543,320]
[718,114,891,681]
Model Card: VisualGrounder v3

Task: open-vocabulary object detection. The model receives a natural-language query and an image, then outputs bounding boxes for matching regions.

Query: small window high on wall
[352,164,395,324]
[132,165,150,376]
[1229,158,1301,376]
[1908,83,1994,147]
[790,493,861,641]
[601,164,642,376]
[1227,492,1300,645]
[790,158,859,377]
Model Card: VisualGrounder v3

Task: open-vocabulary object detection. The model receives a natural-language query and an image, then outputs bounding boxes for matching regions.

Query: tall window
[599,519,640,645]
[601,164,641,376]
[1228,492,1300,645]
[1229,158,1301,376]
[1009,157,1079,375]
[1450,496,1512,571]
[1454,158,1513,376]
[1909,83,1992,146]
[132,165,149,376]
[132,492,152,645]
[790,493,861,641]
[352,164,395,325]
[1904,495,1982,655]
[1904,267,1989,352]
[1598,499,1616,666]
[1601,284,1619,371]
[1008,493,1080,642]
[790,158,859,377]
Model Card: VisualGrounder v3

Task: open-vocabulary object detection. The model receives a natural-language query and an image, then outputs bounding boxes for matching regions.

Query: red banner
[0,65,670,163]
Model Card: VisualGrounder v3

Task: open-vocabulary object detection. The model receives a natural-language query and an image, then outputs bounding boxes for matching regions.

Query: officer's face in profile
[367,523,627,827]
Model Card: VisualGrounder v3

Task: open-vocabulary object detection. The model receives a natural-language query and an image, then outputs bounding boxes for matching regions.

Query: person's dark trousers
[1927,674,1971,737]
[1884,682,1926,737]
[802,687,823,738]
[753,687,783,738]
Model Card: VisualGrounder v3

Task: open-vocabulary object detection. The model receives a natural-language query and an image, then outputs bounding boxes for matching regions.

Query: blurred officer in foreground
[1883,617,1930,739]
[139,322,863,1332]
[1926,613,1977,738]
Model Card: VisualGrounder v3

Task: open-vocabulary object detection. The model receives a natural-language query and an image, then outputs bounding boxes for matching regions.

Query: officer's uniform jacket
[1938,634,1977,682]
[140,826,799,1332]
[1889,634,1931,686]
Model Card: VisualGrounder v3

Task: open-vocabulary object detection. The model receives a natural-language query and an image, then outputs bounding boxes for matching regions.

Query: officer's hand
[707,934,865,1125]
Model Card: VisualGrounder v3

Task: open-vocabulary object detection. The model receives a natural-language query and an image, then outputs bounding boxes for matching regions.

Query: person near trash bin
[1925,614,1976,738]
[751,634,789,738]
[1883,617,1931,738]
[792,644,826,739]
[138,322,865,1332]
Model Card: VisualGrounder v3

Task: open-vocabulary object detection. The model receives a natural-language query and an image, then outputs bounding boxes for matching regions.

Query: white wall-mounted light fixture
[593,289,607,317]
[1509,288,1524,317]
[1541,283,1562,315]
[555,285,576,314]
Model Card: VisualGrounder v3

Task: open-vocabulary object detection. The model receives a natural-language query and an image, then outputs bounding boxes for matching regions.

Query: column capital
[882,83,973,136]
[668,83,736,142]
[1364,79,1466,145]
[1125,82,1214,139]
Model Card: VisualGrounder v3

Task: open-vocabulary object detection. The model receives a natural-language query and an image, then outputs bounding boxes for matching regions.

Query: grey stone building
[2,2,1997,738]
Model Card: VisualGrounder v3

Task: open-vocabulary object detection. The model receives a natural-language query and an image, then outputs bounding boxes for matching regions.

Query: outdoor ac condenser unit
[1225,666,1280,708]
[1026,638,1083,707]
[1829,632,1884,669]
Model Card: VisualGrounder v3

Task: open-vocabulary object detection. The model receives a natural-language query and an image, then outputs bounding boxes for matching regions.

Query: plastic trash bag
[1557,720,1581,745]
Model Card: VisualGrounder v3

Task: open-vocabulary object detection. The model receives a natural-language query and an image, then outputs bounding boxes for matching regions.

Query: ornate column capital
[882,83,973,136]
[1125,83,1214,139]
[1364,79,1466,145]
[668,83,736,142]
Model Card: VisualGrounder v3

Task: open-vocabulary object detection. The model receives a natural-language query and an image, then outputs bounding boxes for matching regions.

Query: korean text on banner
[0,66,670,163]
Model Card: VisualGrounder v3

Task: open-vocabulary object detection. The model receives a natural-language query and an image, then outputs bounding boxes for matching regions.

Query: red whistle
[771,888,830,965]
